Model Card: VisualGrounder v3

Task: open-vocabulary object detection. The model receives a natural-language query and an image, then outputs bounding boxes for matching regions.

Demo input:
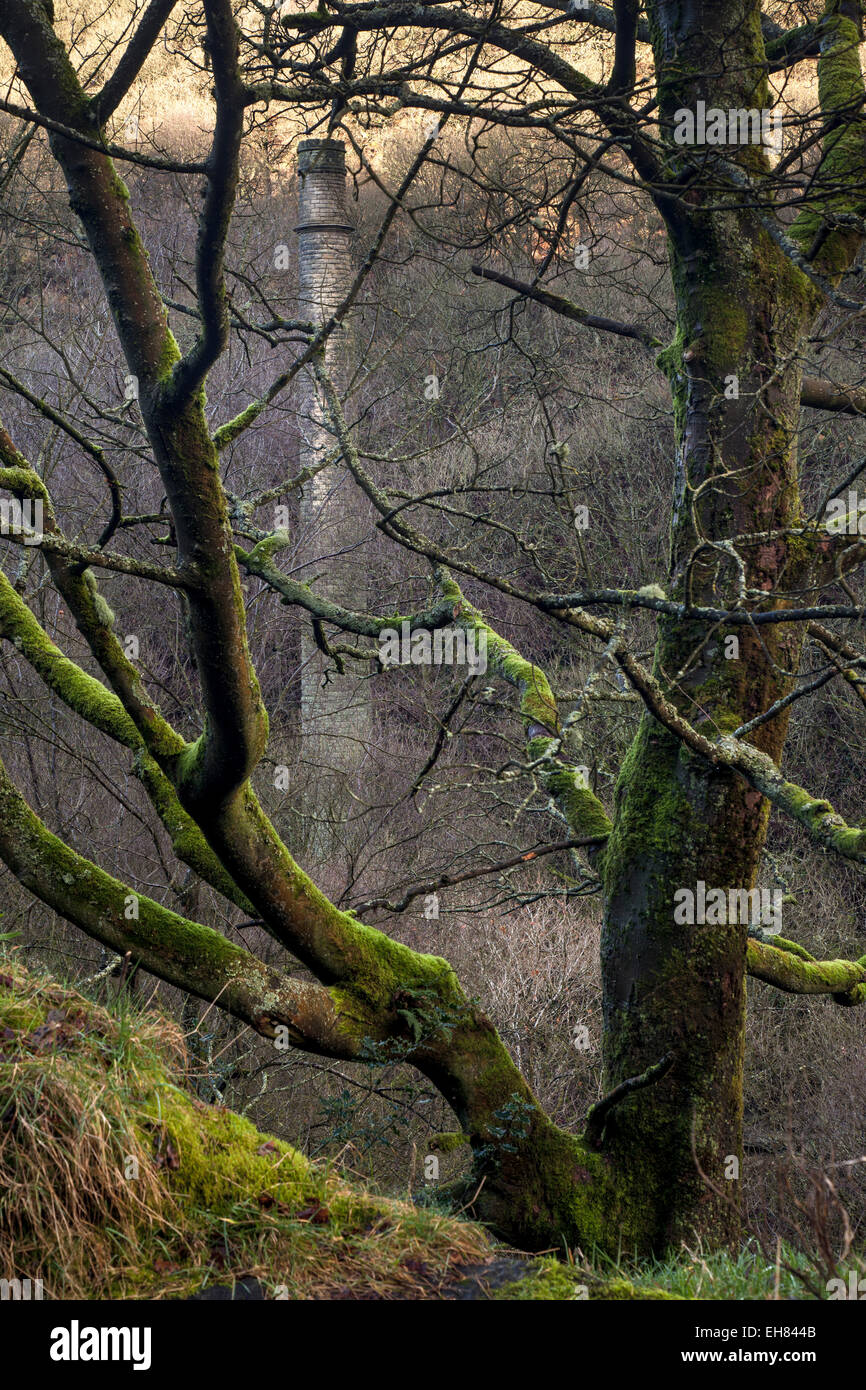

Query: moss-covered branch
[437,569,613,847]
[717,732,866,864]
[808,621,866,712]
[617,667,866,865]
[0,567,255,917]
[239,533,458,639]
[0,755,357,1057]
[0,447,187,764]
[764,17,828,70]
[747,937,866,1005]
[0,525,189,589]
[550,604,866,869]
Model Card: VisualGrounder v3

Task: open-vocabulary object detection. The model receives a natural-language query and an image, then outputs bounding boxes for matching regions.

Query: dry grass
[0,959,185,1289]
[1,955,696,1300]
[2,955,860,1301]
[0,957,507,1301]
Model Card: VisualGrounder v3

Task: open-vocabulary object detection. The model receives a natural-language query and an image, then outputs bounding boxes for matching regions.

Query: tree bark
[597,0,862,1249]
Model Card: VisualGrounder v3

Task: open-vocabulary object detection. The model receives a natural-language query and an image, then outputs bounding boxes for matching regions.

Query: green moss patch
[0,961,490,1299]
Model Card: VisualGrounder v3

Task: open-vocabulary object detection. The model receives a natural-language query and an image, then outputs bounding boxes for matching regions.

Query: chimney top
[297,138,347,175]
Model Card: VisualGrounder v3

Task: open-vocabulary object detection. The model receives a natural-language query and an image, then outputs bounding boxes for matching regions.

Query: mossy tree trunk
[597,0,863,1249]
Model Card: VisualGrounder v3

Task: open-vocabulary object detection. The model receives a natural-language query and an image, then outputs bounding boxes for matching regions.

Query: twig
[584,1052,675,1149]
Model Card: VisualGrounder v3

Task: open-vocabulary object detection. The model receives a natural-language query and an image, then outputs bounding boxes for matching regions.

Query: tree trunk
[598,0,826,1249]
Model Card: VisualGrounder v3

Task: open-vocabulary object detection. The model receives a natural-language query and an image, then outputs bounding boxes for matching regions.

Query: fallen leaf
[293,1203,331,1224]
[26,1021,64,1051]
[207,1240,228,1269]
[152,1128,181,1171]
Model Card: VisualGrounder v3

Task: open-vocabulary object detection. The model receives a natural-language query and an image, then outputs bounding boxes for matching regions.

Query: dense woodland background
[0,0,865,1277]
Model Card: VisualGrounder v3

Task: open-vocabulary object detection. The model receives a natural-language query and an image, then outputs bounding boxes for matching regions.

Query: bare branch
[585,1053,676,1149]
[92,0,182,124]
[471,264,663,347]
[166,0,246,405]
[0,92,207,173]
[353,837,605,915]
